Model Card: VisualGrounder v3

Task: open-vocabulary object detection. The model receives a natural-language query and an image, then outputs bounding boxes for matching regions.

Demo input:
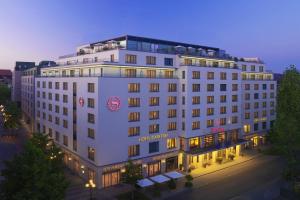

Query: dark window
[149,141,159,153]
[254,123,259,131]
[220,84,227,91]
[164,58,173,66]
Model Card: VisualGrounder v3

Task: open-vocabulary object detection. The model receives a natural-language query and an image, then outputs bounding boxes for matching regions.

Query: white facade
[34,35,276,188]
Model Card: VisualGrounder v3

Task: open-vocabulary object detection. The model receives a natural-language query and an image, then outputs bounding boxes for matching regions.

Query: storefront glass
[102,170,120,188]
[166,156,178,172]
[148,161,161,176]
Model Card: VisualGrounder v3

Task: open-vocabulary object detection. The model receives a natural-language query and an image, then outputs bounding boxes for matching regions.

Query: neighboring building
[273,73,283,90]
[0,69,12,86]
[34,35,276,188]
[21,61,56,132]
[12,62,35,105]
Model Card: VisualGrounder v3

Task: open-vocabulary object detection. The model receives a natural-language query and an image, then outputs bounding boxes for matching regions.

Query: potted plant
[216,157,223,164]
[185,175,193,188]
[228,154,235,160]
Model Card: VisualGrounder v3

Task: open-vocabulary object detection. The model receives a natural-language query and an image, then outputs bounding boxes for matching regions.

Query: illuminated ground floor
[244,132,267,148]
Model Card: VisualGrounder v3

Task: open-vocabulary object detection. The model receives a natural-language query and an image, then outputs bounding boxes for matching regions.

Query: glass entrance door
[148,161,161,176]
[102,170,120,188]
[166,156,178,172]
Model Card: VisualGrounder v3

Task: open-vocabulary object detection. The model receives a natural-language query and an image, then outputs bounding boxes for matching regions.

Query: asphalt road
[167,155,285,200]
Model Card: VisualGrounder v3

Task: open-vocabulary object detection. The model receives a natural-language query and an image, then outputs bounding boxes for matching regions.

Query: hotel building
[34,35,276,188]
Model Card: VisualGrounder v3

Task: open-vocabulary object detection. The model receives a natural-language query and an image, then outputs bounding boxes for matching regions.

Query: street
[167,155,285,200]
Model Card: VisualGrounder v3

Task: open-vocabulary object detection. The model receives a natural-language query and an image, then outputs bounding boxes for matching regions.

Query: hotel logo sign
[138,133,168,142]
[107,96,121,111]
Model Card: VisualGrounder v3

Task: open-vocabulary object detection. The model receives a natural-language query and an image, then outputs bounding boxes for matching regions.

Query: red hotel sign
[79,97,84,107]
[107,96,121,111]
[211,127,225,133]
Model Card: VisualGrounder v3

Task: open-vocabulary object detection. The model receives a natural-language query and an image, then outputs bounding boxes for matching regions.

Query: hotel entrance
[102,170,120,188]
[166,156,178,172]
[148,161,161,176]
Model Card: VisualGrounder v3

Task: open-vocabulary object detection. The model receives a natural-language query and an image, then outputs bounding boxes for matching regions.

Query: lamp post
[85,179,96,200]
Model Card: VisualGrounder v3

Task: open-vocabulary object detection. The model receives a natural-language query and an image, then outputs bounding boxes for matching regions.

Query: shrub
[228,154,235,160]
[167,179,176,190]
[185,174,193,182]
[185,181,193,188]
[216,157,223,164]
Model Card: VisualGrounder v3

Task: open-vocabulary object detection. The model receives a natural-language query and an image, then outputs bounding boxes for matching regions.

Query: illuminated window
[207,108,214,116]
[167,138,176,149]
[128,112,140,122]
[128,83,140,93]
[232,105,238,113]
[168,109,177,118]
[149,124,159,133]
[192,121,200,130]
[189,137,199,148]
[220,72,227,80]
[207,72,214,79]
[149,97,159,106]
[220,106,226,114]
[168,83,177,92]
[125,54,137,64]
[149,111,159,120]
[242,65,247,71]
[164,70,174,78]
[128,145,140,157]
[244,124,251,133]
[125,69,137,77]
[192,96,200,104]
[149,83,159,92]
[146,56,156,65]
[220,118,226,125]
[88,128,95,139]
[146,70,156,78]
[168,96,177,105]
[207,96,214,104]
[204,135,214,147]
[220,95,227,103]
[192,84,200,92]
[128,98,140,107]
[88,147,95,161]
[207,119,214,128]
[192,109,200,117]
[192,71,200,79]
[232,95,238,102]
[254,102,259,108]
[128,127,140,137]
[168,122,177,131]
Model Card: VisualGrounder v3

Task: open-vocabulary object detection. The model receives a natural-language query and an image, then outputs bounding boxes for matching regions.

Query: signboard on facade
[138,133,168,142]
[107,96,121,111]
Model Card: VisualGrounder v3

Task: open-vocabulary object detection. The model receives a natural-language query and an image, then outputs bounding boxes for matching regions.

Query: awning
[164,171,184,179]
[149,174,170,183]
[137,178,154,187]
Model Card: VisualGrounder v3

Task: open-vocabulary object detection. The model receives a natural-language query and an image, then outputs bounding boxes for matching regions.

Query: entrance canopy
[164,171,184,179]
[149,174,170,183]
[137,178,154,187]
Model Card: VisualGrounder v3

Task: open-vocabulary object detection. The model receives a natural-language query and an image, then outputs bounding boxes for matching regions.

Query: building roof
[91,35,220,51]
[0,69,12,76]
[15,62,35,71]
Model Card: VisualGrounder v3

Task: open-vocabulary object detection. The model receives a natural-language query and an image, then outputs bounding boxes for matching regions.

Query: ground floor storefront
[244,132,267,148]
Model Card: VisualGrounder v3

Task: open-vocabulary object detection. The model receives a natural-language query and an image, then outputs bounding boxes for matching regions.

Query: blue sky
[0,0,300,72]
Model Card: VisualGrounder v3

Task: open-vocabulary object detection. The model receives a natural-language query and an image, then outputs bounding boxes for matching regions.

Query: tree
[0,134,68,200]
[0,84,11,105]
[271,65,300,183]
[122,160,143,200]
[3,102,21,132]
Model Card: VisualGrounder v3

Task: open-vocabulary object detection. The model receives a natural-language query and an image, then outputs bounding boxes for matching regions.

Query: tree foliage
[3,102,21,130]
[271,65,300,181]
[0,84,11,105]
[0,133,68,200]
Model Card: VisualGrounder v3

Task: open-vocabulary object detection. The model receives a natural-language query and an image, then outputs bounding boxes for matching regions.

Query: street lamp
[85,179,96,200]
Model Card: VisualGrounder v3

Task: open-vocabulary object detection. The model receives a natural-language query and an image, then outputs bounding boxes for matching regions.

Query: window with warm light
[167,138,176,149]
[244,124,251,133]
[189,137,199,148]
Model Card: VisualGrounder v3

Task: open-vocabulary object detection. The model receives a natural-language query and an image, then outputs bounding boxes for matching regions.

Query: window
[220,118,226,125]
[207,120,214,128]
[63,135,68,146]
[63,82,68,90]
[88,128,95,139]
[262,84,267,90]
[168,122,177,131]
[254,112,259,118]
[262,102,267,108]
[164,58,173,66]
[88,83,95,93]
[88,113,95,123]
[168,109,177,118]
[254,123,259,131]
[128,112,140,122]
[207,108,214,116]
[48,82,52,89]
[192,96,200,104]
[182,84,185,92]
[48,114,52,122]
[48,104,52,111]
[55,117,60,125]
[192,84,200,92]
[146,56,156,65]
[63,95,68,103]
[220,84,227,91]
[232,73,238,80]
[63,107,68,116]
[146,70,156,78]
[245,103,250,110]
[149,83,159,92]
[220,72,227,80]
[231,116,238,124]
[37,81,40,88]
[245,93,250,100]
[88,98,95,108]
[125,54,137,64]
[42,81,46,88]
[110,54,115,62]
[242,65,247,71]
[262,122,267,129]
[192,71,200,79]
[168,96,177,105]
[182,71,185,79]
[128,83,140,93]
[270,101,275,107]
[254,93,259,99]
[128,98,140,107]
[189,137,199,148]
[192,109,200,117]
[232,105,238,113]
[149,124,159,133]
[168,83,177,92]
[232,95,238,102]
[128,127,140,137]
[259,66,264,72]
[165,70,174,78]
[244,124,250,133]
[220,95,227,103]
[192,121,200,130]
[55,82,59,89]
[55,131,60,142]
[270,84,274,90]
[207,72,214,79]
[245,113,250,119]
[251,65,256,71]
[88,147,95,161]
[149,142,159,153]
[220,106,226,114]
[149,97,159,106]
[128,145,140,157]
[254,84,259,90]
[207,96,214,104]
[167,138,176,149]
[254,102,259,108]
[55,105,59,113]
[149,111,159,120]
[244,84,250,90]
[232,84,238,91]
[207,84,214,92]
